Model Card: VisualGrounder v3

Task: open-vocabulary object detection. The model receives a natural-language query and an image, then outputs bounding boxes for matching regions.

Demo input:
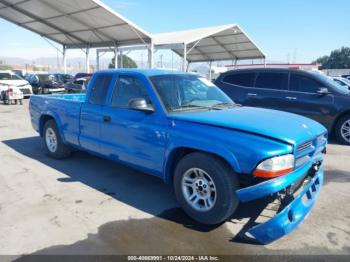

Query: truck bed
[30,94,86,146]
[49,94,86,102]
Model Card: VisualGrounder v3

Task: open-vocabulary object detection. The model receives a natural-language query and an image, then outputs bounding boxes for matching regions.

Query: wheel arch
[332,110,350,134]
[39,113,66,143]
[163,145,240,184]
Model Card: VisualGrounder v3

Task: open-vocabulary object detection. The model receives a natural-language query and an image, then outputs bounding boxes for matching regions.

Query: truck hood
[170,107,327,146]
[0,80,29,87]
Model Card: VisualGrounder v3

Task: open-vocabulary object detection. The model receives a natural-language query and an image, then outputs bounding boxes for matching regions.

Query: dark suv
[215,68,350,145]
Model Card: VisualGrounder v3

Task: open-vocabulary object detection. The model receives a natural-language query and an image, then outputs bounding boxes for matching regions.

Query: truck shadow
[3,136,274,246]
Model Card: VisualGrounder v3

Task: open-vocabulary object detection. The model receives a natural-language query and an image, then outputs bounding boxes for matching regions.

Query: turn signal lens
[253,154,294,178]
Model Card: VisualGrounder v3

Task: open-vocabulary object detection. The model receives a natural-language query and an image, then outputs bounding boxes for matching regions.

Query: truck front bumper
[236,161,323,244]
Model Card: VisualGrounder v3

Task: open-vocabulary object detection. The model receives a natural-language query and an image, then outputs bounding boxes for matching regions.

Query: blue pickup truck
[30,69,327,244]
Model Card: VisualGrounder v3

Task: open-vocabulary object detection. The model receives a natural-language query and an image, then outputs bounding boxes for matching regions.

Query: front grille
[297,141,312,152]
[20,88,31,95]
[295,133,327,168]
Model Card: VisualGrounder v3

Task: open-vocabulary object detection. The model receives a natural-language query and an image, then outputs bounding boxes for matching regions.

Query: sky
[0,0,349,64]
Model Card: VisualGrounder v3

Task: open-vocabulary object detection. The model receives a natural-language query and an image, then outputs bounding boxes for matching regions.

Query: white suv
[0,70,33,98]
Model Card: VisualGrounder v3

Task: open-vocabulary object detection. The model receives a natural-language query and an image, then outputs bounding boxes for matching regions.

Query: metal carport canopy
[0,0,152,48]
[152,24,265,63]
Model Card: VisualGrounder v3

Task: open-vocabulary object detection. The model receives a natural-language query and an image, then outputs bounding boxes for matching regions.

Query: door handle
[247,93,257,97]
[103,115,111,122]
[286,96,297,100]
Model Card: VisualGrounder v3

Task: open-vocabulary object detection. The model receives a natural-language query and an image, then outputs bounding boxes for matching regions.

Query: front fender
[163,140,241,183]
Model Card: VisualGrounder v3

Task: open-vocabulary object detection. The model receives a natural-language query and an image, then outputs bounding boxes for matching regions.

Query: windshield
[310,72,350,94]
[150,74,235,112]
[0,73,23,80]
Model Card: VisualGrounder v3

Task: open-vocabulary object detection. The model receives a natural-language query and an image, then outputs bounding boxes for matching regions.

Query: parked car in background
[215,68,350,145]
[12,69,25,78]
[0,84,23,105]
[341,74,350,80]
[333,77,350,90]
[53,73,74,84]
[26,73,65,94]
[74,73,93,81]
[64,77,90,94]
[30,69,327,244]
[0,70,32,98]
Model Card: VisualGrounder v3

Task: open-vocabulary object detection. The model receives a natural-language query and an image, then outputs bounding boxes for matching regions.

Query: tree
[109,54,138,69]
[313,47,350,69]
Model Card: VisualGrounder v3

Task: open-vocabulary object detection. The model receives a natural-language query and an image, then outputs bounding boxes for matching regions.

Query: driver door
[285,73,335,128]
[99,74,167,177]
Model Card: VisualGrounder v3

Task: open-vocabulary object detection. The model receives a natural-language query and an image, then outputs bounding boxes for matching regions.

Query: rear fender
[39,111,67,143]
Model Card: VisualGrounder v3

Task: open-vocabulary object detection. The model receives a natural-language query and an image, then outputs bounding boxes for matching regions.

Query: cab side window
[111,76,151,108]
[222,73,255,87]
[290,74,321,93]
[88,74,113,105]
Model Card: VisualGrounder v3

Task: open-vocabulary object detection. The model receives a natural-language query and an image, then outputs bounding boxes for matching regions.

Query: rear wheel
[44,120,71,159]
[173,152,239,225]
[335,114,350,145]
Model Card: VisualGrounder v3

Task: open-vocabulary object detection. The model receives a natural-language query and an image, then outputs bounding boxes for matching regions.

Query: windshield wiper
[171,104,214,112]
[211,102,238,109]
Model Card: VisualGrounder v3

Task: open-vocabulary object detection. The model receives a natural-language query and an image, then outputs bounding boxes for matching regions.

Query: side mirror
[317,87,330,95]
[128,98,154,112]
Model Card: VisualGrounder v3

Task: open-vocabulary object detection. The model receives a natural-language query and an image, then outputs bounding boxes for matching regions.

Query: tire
[43,120,71,159]
[173,152,239,225]
[335,114,350,145]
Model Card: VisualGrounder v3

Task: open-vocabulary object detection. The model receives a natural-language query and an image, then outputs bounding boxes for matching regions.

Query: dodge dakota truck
[30,69,327,244]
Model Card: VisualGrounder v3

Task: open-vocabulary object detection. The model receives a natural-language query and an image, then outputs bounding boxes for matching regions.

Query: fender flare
[39,111,67,144]
[163,141,241,183]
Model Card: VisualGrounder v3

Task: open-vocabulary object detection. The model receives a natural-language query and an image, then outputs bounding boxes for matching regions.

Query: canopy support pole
[120,50,124,68]
[209,61,212,80]
[86,47,90,73]
[62,45,67,74]
[148,43,154,69]
[114,47,119,69]
[183,43,187,72]
[96,50,100,71]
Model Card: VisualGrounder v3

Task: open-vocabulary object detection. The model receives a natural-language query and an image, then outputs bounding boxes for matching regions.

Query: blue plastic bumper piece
[246,167,323,244]
[236,161,317,203]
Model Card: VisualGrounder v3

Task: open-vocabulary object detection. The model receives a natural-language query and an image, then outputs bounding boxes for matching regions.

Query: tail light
[7,88,13,95]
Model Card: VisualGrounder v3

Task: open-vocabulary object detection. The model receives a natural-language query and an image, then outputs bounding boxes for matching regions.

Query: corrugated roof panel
[47,17,88,32]
[17,0,62,18]
[0,7,32,23]
[154,25,265,61]
[25,21,60,35]
[0,0,152,47]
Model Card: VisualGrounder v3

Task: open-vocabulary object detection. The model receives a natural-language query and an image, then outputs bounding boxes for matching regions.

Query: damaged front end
[236,135,327,244]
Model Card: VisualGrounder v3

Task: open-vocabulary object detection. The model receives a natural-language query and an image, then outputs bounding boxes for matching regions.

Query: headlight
[253,154,294,178]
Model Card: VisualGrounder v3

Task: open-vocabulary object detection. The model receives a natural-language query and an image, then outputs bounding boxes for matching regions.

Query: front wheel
[335,114,350,145]
[173,152,239,225]
[44,120,71,159]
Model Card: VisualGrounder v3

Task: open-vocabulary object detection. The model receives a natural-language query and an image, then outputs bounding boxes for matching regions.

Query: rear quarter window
[222,73,255,87]
[88,74,113,105]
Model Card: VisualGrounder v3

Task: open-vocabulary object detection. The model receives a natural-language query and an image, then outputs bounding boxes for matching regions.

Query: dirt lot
[0,100,349,258]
